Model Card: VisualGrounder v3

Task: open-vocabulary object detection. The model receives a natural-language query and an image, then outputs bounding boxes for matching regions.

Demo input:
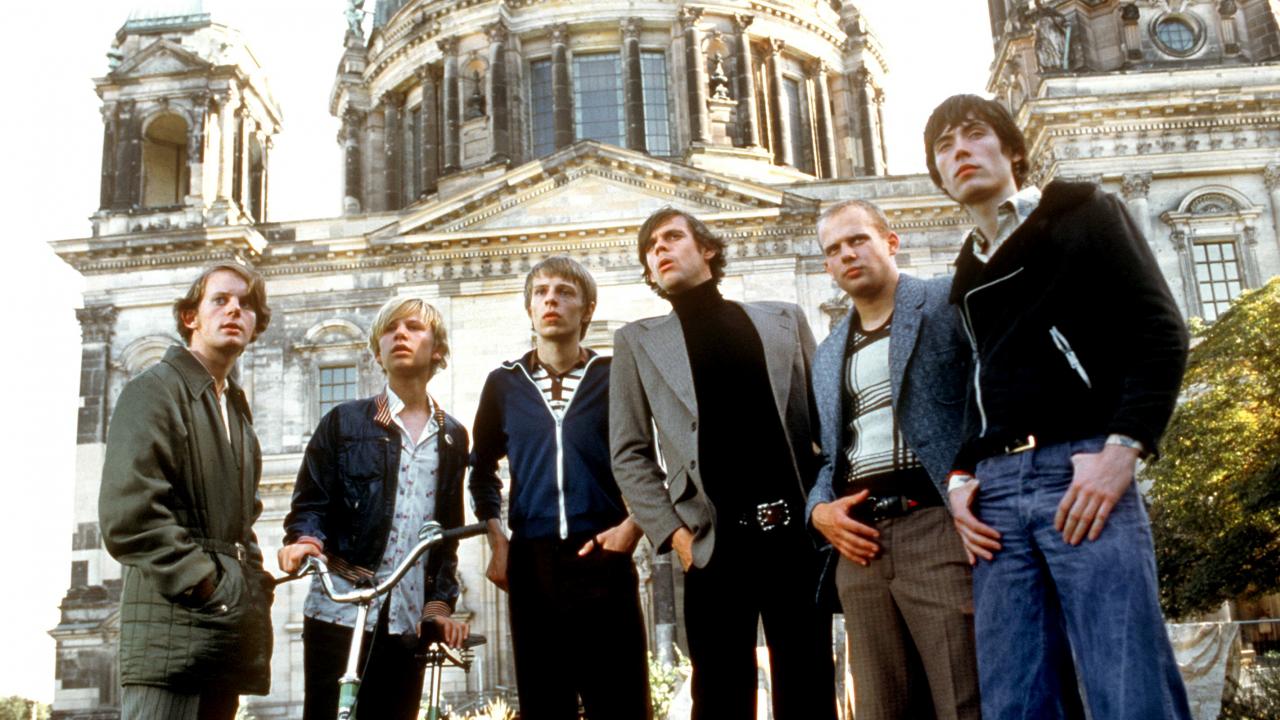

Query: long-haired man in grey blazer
[807,199,980,720]
[610,207,837,720]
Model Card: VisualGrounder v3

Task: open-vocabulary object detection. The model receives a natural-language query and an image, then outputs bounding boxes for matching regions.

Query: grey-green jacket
[100,345,273,694]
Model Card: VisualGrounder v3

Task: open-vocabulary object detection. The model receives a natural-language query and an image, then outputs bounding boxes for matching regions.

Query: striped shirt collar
[373,386,438,429]
[967,185,1042,263]
[531,347,590,378]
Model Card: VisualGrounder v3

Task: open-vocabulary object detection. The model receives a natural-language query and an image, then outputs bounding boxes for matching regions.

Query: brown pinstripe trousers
[835,506,981,720]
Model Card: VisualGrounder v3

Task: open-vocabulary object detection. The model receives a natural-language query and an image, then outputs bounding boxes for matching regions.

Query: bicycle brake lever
[417,520,444,541]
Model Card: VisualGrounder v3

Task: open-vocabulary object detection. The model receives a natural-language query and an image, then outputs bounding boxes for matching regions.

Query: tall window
[573,53,624,145]
[319,365,358,417]
[530,59,555,157]
[1193,240,1244,321]
[641,51,671,155]
[784,77,815,175]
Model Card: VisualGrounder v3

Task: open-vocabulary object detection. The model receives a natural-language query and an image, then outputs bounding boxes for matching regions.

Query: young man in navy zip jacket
[469,256,650,719]
[926,94,1191,720]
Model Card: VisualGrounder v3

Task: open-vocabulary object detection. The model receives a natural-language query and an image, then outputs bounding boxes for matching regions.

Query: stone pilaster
[814,63,838,178]
[381,92,402,211]
[622,18,646,152]
[733,15,761,149]
[113,101,140,209]
[874,87,888,171]
[1218,0,1239,55]
[99,104,116,210]
[418,66,439,194]
[258,134,270,221]
[854,67,878,175]
[186,95,208,203]
[1120,4,1142,61]
[1264,164,1280,256]
[214,92,237,203]
[342,108,365,213]
[365,104,387,211]
[767,39,792,166]
[551,24,574,150]
[487,22,511,163]
[439,36,461,172]
[681,8,710,145]
[1122,172,1153,242]
[75,306,117,445]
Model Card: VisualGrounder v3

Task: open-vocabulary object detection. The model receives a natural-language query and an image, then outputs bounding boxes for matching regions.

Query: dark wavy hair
[173,262,271,343]
[924,94,1029,194]
[635,207,727,298]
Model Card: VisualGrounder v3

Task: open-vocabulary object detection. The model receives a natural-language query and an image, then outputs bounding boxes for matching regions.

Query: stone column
[439,37,461,172]
[113,101,140,209]
[1218,0,1239,55]
[342,108,365,213]
[1241,226,1262,288]
[681,8,710,145]
[259,135,270,221]
[854,67,877,175]
[186,94,208,203]
[1122,172,1153,242]
[767,39,793,166]
[814,63,838,178]
[874,87,888,171]
[99,104,116,210]
[215,93,237,202]
[622,17,646,152]
[365,105,387,212]
[382,92,402,211]
[75,305,117,444]
[551,24,574,150]
[1120,4,1142,61]
[235,111,251,208]
[418,66,439,194]
[487,22,511,163]
[1170,230,1199,313]
[1265,164,1280,254]
[733,15,761,149]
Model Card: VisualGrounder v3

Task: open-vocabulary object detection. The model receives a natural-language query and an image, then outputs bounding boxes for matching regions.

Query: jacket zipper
[960,267,1025,436]
[1049,326,1092,388]
[512,354,603,540]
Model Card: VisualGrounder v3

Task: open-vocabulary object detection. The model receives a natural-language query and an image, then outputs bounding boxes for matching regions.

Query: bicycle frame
[285,520,487,720]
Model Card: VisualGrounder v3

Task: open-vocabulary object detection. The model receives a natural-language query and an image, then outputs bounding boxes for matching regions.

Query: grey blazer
[609,300,818,569]
[805,274,971,525]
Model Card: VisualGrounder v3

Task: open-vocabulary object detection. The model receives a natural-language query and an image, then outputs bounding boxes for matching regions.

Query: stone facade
[49,0,1280,718]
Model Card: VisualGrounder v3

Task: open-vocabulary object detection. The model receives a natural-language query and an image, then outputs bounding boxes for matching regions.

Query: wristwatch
[1105,433,1145,454]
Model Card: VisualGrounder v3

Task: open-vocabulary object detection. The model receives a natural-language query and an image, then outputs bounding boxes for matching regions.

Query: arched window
[141,113,189,208]
[1161,186,1263,321]
[295,319,374,429]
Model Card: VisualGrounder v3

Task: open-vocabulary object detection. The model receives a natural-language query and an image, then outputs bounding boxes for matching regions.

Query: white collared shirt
[968,185,1042,263]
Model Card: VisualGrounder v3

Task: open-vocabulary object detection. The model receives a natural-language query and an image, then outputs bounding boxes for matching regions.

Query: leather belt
[192,536,248,563]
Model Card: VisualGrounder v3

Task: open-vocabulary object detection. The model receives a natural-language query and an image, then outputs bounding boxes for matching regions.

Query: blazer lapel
[637,314,698,416]
[889,275,925,401]
[817,310,853,441]
[742,303,796,421]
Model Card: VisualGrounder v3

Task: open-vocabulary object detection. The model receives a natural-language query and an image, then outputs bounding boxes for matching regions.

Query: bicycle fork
[337,602,370,720]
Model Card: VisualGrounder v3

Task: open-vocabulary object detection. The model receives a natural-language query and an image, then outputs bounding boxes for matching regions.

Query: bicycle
[280,519,488,720]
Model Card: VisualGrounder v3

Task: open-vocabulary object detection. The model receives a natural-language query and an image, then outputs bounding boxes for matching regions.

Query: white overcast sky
[0,0,990,702]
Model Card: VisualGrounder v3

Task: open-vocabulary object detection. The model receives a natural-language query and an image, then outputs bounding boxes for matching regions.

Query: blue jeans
[973,436,1191,720]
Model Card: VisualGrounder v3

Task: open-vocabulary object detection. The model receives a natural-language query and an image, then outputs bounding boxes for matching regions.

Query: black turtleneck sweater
[668,280,799,524]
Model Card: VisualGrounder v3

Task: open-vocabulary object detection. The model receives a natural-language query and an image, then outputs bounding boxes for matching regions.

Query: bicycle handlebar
[279,521,488,603]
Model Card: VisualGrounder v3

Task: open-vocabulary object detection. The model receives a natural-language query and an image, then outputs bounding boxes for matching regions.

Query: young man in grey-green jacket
[100,262,275,720]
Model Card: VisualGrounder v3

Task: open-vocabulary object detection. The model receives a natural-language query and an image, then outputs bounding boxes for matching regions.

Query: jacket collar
[373,388,444,431]
[949,179,1098,305]
[502,347,599,373]
[162,345,252,422]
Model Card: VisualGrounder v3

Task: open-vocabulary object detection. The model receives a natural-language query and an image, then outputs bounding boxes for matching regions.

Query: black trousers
[508,535,651,720]
[683,526,838,720]
[302,610,427,720]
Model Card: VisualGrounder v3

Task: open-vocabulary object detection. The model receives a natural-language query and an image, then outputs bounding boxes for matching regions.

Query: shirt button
[691,421,697,431]
[690,460,697,470]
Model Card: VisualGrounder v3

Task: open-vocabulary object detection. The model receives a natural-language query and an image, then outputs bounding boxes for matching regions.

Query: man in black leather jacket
[280,296,470,720]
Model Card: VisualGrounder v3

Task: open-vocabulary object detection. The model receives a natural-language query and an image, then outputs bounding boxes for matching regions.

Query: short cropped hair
[923,94,1029,192]
[816,199,893,243]
[172,262,271,343]
[635,207,727,298]
[368,296,450,376]
[524,256,597,339]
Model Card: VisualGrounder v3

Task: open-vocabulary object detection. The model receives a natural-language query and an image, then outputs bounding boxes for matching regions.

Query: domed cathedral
[986,0,1280,321]
[47,0,1280,718]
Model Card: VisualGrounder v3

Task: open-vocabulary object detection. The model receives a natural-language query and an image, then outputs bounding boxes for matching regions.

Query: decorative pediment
[112,40,212,79]
[376,141,804,244]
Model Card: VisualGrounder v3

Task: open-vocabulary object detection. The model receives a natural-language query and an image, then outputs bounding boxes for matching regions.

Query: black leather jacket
[284,393,469,611]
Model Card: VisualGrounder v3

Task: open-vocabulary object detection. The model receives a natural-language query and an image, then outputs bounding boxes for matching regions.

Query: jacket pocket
[1049,326,1092,389]
[667,467,697,504]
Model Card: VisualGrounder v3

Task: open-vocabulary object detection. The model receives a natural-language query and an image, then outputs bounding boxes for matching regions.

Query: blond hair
[368,296,450,376]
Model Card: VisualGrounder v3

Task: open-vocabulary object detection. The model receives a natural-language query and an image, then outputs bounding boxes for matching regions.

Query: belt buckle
[755,500,791,531]
[1005,434,1037,455]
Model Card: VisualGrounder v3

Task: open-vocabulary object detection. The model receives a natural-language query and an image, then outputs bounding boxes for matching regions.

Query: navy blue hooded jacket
[468,350,628,540]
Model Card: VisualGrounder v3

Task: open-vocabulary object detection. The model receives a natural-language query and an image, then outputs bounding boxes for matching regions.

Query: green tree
[0,696,50,720]
[1144,277,1280,620]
